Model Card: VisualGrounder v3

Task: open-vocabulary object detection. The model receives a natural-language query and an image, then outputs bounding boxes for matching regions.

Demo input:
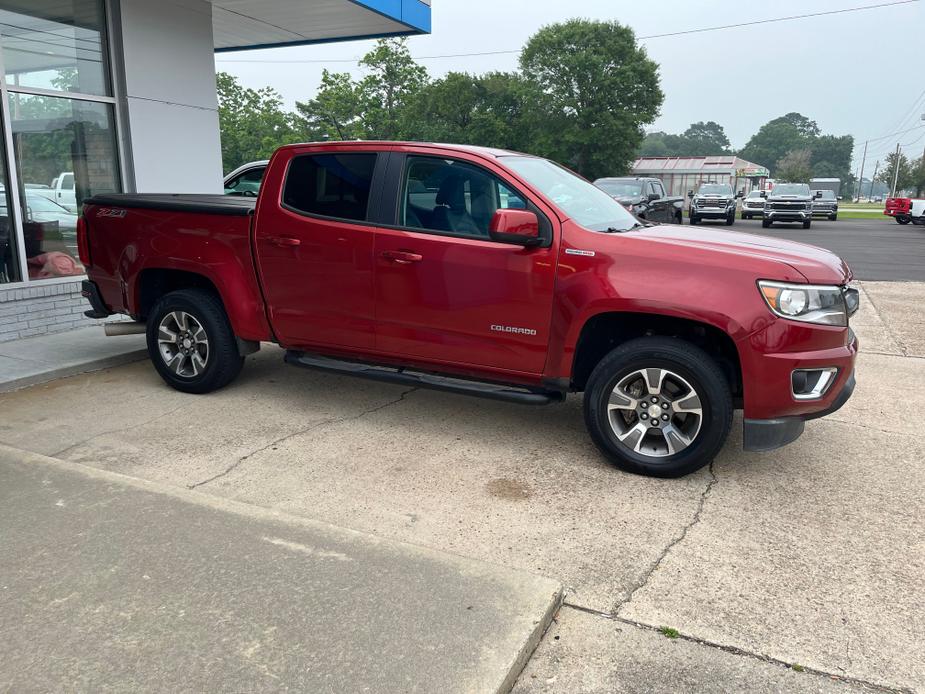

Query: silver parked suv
[811,189,838,221]
[741,189,766,220]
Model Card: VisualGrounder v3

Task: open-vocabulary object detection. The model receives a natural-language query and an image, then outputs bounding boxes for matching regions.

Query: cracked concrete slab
[0,445,561,694]
[860,281,925,357]
[0,347,709,614]
[618,419,925,692]
[513,607,875,694]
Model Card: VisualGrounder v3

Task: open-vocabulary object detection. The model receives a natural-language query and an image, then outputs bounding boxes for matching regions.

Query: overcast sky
[216,0,925,168]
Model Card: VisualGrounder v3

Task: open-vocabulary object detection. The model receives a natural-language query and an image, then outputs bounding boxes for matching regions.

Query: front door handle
[267,236,301,248]
[380,250,422,264]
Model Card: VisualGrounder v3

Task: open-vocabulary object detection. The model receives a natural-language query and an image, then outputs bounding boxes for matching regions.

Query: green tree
[216,72,299,173]
[357,38,428,140]
[775,149,813,183]
[911,155,925,196]
[877,151,915,194]
[401,71,541,151]
[739,112,820,171]
[295,69,364,141]
[681,121,731,154]
[520,19,663,179]
[809,134,854,181]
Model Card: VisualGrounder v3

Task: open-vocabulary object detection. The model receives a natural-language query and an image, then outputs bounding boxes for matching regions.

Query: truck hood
[630,225,851,284]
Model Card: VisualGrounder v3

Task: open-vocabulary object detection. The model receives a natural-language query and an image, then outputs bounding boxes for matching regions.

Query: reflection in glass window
[0,123,20,284]
[283,154,376,221]
[0,0,110,96]
[8,93,120,280]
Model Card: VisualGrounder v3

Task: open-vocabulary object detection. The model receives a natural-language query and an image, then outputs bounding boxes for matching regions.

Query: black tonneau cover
[84,194,256,217]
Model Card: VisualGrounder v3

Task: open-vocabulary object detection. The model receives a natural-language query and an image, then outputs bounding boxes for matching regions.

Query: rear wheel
[583,337,733,478]
[146,289,244,394]
[897,217,910,225]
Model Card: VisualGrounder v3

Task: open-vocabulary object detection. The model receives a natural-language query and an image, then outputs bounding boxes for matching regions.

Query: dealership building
[631,155,770,200]
[0,0,431,342]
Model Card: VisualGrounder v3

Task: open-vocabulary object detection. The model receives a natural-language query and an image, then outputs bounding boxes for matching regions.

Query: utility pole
[891,142,902,198]
[855,140,868,203]
[868,160,879,201]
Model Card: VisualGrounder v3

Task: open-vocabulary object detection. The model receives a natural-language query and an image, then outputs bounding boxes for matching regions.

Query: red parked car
[79,141,859,477]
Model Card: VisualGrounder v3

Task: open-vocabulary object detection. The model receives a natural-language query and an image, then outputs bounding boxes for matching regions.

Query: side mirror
[736,191,744,198]
[647,192,659,202]
[489,208,541,246]
[687,190,694,198]
[759,190,767,198]
[814,190,823,198]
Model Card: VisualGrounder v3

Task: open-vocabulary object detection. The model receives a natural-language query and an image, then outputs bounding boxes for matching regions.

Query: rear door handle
[267,236,301,248]
[380,250,422,264]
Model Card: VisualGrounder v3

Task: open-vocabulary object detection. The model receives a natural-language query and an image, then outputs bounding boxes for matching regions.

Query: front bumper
[765,209,811,221]
[742,205,765,215]
[692,206,735,218]
[743,371,855,451]
[812,206,838,217]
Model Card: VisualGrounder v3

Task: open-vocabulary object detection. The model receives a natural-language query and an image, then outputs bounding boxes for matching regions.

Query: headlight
[758,281,848,326]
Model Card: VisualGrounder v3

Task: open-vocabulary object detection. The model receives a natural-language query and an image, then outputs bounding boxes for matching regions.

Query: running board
[284,351,564,406]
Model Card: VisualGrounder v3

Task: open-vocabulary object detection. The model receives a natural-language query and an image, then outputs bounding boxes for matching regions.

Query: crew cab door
[646,181,669,223]
[253,147,385,351]
[373,150,558,375]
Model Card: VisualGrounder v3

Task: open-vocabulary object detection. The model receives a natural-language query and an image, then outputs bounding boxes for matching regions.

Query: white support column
[112,0,223,193]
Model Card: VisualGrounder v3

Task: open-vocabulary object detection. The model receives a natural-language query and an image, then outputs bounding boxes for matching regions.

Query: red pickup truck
[79,141,859,477]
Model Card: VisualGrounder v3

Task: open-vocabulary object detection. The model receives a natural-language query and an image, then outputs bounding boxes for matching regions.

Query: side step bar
[285,351,565,406]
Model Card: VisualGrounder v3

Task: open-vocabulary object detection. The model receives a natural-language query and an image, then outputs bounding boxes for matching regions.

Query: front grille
[771,202,807,211]
[698,198,727,208]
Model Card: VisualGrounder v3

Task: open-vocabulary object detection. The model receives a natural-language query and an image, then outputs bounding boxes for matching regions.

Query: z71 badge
[96,208,127,218]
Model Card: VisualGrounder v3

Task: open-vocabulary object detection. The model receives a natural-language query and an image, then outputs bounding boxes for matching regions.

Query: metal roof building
[631,156,770,198]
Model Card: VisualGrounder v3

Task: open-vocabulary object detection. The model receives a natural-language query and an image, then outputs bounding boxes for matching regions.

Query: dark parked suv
[812,190,838,221]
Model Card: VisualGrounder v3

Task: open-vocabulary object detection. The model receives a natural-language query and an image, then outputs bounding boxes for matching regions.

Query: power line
[217,0,920,64]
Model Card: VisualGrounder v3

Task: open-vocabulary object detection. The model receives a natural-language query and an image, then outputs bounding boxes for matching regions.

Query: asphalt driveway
[1,280,923,692]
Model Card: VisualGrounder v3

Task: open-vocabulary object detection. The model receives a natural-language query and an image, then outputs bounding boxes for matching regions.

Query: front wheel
[803,220,811,229]
[583,337,733,478]
[762,218,771,228]
[829,214,837,221]
[689,215,700,225]
[146,289,245,394]
[725,214,735,226]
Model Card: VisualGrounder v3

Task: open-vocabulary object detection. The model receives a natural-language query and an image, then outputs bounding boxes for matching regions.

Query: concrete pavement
[1,281,923,692]
[0,445,561,694]
[0,325,146,393]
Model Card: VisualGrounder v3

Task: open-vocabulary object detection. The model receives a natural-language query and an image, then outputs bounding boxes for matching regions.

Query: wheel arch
[570,311,743,402]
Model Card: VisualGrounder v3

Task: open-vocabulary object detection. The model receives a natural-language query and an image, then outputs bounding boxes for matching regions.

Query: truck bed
[85,194,255,216]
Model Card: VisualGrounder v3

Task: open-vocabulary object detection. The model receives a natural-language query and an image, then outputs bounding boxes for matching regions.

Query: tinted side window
[400,156,528,240]
[283,153,377,222]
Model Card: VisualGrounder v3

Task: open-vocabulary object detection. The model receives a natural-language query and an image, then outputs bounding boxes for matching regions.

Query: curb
[0,348,148,394]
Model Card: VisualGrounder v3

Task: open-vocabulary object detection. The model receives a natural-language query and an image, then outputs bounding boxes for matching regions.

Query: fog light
[791,368,838,400]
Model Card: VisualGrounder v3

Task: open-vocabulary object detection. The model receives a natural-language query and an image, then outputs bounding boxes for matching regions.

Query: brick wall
[0,280,121,342]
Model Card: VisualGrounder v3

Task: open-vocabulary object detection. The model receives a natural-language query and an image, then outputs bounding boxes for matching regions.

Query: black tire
[896,217,910,225]
[675,212,683,225]
[829,214,837,221]
[583,337,733,478]
[742,213,750,220]
[762,218,771,228]
[725,214,735,226]
[803,220,811,229]
[689,215,700,225]
[146,289,245,394]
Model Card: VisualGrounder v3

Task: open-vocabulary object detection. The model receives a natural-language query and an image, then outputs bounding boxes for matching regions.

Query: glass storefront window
[0,0,110,96]
[8,93,120,280]
[0,122,20,283]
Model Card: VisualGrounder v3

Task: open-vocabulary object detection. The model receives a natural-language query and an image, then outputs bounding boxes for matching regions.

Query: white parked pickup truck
[32,172,77,212]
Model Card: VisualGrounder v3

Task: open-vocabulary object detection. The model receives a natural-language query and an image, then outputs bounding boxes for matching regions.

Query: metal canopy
[211,0,432,52]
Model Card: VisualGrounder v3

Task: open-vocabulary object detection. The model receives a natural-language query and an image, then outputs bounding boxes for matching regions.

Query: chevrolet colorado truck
[762,183,821,229]
[688,183,742,226]
[78,141,859,478]
[593,176,684,224]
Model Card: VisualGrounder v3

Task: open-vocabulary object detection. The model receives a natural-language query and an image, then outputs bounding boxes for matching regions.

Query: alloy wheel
[157,311,210,378]
[606,368,703,458]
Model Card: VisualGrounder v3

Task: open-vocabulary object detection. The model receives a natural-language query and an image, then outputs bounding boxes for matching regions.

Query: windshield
[504,156,639,232]
[746,190,763,198]
[815,190,836,200]
[594,180,644,198]
[771,183,811,196]
[26,193,72,214]
[698,184,733,195]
